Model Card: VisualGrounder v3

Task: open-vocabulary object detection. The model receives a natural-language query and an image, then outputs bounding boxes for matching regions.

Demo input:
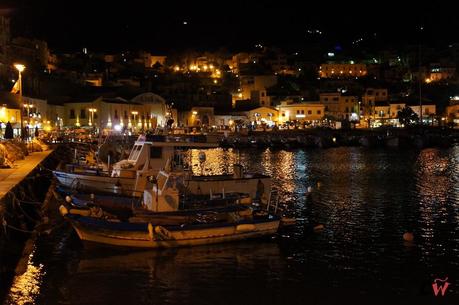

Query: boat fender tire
[59,205,69,216]
[236,224,256,232]
[148,223,154,240]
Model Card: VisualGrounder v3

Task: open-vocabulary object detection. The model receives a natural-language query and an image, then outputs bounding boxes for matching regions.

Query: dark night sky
[3,0,459,53]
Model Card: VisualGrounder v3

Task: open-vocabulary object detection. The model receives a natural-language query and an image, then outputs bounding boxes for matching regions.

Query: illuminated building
[277,100,325,124]
[319,63,367,78]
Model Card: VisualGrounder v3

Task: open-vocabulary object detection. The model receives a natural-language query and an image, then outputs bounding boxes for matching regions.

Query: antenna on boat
[419,24,423,126]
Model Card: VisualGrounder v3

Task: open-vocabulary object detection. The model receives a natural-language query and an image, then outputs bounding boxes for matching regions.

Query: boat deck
[191,173,270,181]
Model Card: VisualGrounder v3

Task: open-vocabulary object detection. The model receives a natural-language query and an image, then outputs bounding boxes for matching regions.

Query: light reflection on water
[5,146,459,304]
[5,248,44,305]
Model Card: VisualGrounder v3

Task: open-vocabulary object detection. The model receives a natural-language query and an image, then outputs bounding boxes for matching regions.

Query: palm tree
[397,107,419,126]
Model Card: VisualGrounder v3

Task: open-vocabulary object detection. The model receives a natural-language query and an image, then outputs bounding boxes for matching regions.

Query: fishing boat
[56,166,256,220]
[60,207,280,249]
[53,134,218,196]
[53,135,272,201]
[59,167,280,248]
[56,186,254,224]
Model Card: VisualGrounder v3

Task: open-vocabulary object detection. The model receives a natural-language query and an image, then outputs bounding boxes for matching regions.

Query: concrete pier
[0,150,53,200]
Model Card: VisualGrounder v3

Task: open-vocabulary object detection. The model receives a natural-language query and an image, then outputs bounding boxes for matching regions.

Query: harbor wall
[219,127,459,149]
[0,146,65,301]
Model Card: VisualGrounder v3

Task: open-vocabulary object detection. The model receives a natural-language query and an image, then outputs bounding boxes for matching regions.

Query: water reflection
[5,248,44,305]
[63,242,284,305]
[4,147,459,304]
[416,148,459,274]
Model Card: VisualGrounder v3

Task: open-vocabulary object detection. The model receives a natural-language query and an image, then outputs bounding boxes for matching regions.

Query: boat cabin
[111,135,218,178]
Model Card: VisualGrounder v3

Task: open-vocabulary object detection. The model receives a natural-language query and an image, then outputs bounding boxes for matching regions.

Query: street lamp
[88,108,97,126]
[131,111,138,130]
[23,103,33,118]
[131,111,138,118]
[14,63,25,138]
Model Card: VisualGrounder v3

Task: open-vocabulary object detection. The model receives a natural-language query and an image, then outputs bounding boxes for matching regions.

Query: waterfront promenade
[0,150,53,201]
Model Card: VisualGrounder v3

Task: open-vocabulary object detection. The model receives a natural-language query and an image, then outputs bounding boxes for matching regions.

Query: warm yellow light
[88,108,97,112]
[229,119,234,125]
[0,107,6,121]
[425,78,432,83]
[131,111,138,115]
[14,63,25,73]
[238,93,243,98]
[203,65,208,70]
[213,79,218,84]
[174,66,180,71]
[209,65,214,70]
[192,111,198,115]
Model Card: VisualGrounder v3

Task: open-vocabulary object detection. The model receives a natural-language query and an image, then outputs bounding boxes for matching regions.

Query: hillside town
[0,10,459,141]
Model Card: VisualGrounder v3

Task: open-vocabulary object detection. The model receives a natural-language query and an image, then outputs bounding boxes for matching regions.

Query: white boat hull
[54,171,271,200]
[53,171,138,195]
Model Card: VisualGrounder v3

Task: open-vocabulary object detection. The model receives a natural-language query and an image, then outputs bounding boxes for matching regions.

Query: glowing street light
[88,108,97,126]
[131,111,139,130]
[14,63,25,138]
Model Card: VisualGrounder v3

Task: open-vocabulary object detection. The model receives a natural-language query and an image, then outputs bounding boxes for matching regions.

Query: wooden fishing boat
[60,206,280,249]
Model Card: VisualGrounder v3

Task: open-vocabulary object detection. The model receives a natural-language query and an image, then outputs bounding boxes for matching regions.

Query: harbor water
[4,146,459,304]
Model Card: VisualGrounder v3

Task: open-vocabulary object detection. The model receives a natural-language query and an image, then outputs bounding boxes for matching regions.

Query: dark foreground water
[4,147,459,305]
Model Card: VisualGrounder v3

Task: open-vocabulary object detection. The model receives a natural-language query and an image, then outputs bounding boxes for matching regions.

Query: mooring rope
[5,223,35,234]
[7,191,41,222]
[16,199,42,206]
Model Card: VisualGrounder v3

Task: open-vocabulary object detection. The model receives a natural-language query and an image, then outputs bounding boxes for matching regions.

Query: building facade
[277,101,324,124]
[319,63,367,78]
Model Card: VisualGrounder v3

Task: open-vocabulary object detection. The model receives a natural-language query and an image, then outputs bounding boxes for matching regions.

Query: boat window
[150,147,162,158]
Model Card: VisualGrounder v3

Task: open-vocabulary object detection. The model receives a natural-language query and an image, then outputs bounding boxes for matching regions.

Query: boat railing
[266,188,279,214]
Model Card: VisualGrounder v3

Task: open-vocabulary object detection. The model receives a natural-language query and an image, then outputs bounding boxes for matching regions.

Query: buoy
[313,224,324,231]
[403,232,414,242]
